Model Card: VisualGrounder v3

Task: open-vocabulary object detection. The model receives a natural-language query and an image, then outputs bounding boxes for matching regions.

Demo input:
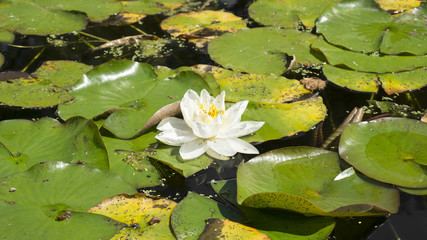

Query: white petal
[208,139,237,156]
[155,130,197,146]
[157,117,191,132]
[222,101,248,129]
[206,148,230,160]
[200,89,213,108]
[181,89,200,127]
[227,138,259,154]
[180,139,208,159]
[214,91,225,112]
[209,114,223,137]
[218,121,264,138]
[192,121,212,138]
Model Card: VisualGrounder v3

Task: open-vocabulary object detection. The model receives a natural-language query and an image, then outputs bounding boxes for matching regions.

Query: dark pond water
[0,0,426,239]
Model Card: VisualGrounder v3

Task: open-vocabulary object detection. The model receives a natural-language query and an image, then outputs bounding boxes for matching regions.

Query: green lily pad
[0,60,92,108]
[398,186,427,195]
[237,146,400,216]
[208,27,320,75]
[170,192,242,240]
[0,29,14,43]
[121,0,186,15]
[339,118,427,188]
[103,132,162,188]
[311,37,427,73]
[316,0,427,55]
[148,145,213,178]
[0,117,108,177]
[249,0,341,28]
[32,60,93,90]
[380,68,427,94]
[0,53,4,68]
[0,0,122,35]
[89,193,177,239]
[211,179,336,240]
[0,161,136,240]
[58,60,215,139]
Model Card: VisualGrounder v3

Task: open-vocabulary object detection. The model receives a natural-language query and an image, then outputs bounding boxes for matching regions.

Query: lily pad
[322,65,380,93]
[103,131,162,188]
[58,60,215,139]
[0,117,109,178]
[211,179,336,240]
[170,192,242,240]
[0,161,136,240]
[376,0,423,12]
[311,37,427,73]
[237,146,400,216]
[339,118,427,188]
[89,193,177,239]
[199,218,271,240]
[208,27,320,75]
[248,0,341,28]
[32,60,93,90]
[189,65,327,142]
[121,0,186,15]
[398,186,427,195]
[148,145,213,178]
[0,29,14,43]
[316,0,427,55]
[0,0,122,35]
[0,60,92,108]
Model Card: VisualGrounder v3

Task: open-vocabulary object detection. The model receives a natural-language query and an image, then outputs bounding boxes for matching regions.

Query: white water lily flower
[155,89,264,160]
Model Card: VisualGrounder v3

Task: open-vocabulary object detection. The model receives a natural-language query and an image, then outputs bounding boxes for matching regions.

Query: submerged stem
[21,46,46,72]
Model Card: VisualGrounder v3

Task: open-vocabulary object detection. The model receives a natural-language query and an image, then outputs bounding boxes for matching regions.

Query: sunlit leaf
[339,118,427,188]
[0,117,109,177]
[199,218,271,240]
[211,179,336,240]
[208,27,320,75]
[89,193,176,239]
[249,0,341,28]
[0,162,135,240]
[121,0,186,15]
[0,0,122,35]
[316,0,427,55]
[237,146,400,216]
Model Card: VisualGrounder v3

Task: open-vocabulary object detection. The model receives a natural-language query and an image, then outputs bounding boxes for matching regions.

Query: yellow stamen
[200,103,222,118]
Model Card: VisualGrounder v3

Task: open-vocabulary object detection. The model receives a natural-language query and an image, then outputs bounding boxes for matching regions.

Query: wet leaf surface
[339,118,427,188]
[0,117,108,177]
[89,193,176,239]
[237,146,400,216]
[199,218,271,240]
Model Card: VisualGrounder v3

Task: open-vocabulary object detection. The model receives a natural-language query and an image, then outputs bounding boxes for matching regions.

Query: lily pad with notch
[339,117,427,188]
[208,27,321,75]
[0,60,92,108]
[0,0,122,35]
[0,161,136,240]
[0,117,109,178]
[248,0,341,28]
[237,146,400,216]
[316,0,427,55]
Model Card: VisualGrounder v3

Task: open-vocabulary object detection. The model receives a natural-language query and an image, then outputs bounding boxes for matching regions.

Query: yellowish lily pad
[89,193,177,239]
[199,218,271,240]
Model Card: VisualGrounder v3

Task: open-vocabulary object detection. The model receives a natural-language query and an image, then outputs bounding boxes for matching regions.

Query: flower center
[200,103,222,119]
